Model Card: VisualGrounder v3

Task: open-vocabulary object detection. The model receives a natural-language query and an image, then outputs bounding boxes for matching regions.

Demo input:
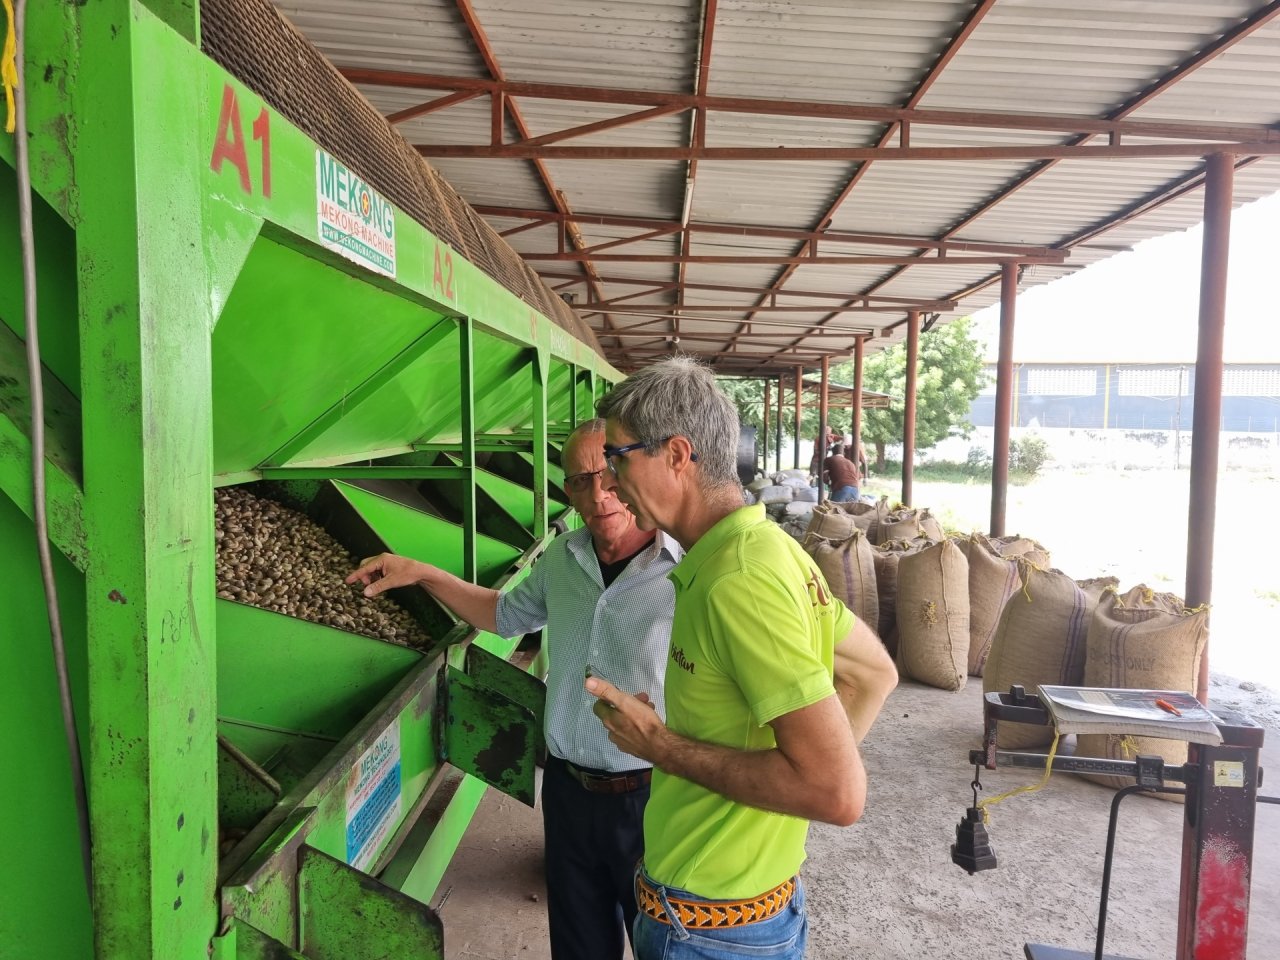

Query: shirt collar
[668,503,766,590]
[566,525,682,578]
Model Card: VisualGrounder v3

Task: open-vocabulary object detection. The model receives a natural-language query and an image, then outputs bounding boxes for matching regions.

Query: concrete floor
[434,680,1280,960]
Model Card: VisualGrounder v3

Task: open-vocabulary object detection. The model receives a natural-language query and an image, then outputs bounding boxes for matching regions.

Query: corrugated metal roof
[276,0,1280,374]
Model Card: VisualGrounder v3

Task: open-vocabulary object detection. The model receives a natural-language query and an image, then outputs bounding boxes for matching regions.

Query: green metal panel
[0,323,86,566]
[298,847,444,960]
[0,164,80,391]
[211,237,457,474]
[0,496,92,959]
[334,482,521,586]
[217,600,420,739]
[443,668,538,807]
[77,5,218,957]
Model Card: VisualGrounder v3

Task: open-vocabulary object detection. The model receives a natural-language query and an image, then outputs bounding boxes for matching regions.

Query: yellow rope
[977,731,1061,824]
[1,0,15,134]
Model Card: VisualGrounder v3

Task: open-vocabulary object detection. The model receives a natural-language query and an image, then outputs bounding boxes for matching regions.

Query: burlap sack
[896,540,970,691]
[982,563,1089,748]
[992,535,1051,570]
[966,534,1022,677]
[918,509,945,542]
[1077,586,1209,799]
[805,499,881,543]
[1077,576,1120,611]
[880,510,917,543]
[870,538,927,655]
[807,530,879,632]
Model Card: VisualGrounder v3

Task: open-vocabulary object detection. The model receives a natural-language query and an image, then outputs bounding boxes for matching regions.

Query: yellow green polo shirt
[643,503,854,898]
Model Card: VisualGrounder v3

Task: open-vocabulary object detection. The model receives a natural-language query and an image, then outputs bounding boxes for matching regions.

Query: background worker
[823,447,862,502]
[807,424,842,476]
[347,419,681,960]
[585,358,897,960]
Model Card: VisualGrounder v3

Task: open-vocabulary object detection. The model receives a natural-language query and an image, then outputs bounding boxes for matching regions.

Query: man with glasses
[586,357,897,960]
[347,419,681,960]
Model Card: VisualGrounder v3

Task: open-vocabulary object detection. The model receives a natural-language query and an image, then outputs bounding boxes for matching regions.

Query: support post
[531,350,548,540]
[990,264,1017,537]
[852,336,865,479]
[817,356,830,502]
[568,363,579,427]
[793,366,803,470]
[762,378,771,476]
[459,318,477,582]
[902,311,920,507]
[775,376,784,473]
[78,3,218,954]
[1186,153,1232,705]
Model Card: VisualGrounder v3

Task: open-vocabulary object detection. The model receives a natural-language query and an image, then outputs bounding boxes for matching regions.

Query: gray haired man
[584,357,897,960]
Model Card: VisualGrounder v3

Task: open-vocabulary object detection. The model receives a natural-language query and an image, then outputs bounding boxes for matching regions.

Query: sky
[970,190,1280,364]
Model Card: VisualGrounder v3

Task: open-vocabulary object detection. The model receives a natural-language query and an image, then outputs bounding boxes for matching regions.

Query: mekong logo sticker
[345,722,403,871]
[316,149,397,278]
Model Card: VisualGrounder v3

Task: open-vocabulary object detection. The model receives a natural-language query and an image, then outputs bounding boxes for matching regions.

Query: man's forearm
[418,565,501,634]
[652,719,864,825]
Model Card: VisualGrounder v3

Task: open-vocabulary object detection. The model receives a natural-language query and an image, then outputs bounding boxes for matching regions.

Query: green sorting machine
[0,1,618,957]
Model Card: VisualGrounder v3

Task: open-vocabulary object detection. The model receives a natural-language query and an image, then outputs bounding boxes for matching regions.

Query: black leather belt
[553,756,653,795]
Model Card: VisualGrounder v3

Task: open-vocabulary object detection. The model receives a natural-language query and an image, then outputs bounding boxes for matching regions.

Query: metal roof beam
[744,0,998,338]
[450,0,625,352]
[540,271,978,304]
[473,205,1061,256]
[419,142,1280,161]
[525,252,1065,266]
[865,1,1280,311]
[343,68,1280,143]
[575,301,956,314]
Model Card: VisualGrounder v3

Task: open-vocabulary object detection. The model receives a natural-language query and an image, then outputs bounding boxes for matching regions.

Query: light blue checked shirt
[495,526,682,773]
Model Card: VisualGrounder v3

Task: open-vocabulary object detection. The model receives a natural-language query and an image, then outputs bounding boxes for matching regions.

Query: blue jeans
[632,868,808,959]
[830,485,859,502]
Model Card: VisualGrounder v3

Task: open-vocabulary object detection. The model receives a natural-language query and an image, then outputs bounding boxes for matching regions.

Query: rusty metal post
[775,376,784,473]
[793,365,803,469]
[990,263,1017,537]
[762,378,771,477]
[1186,153,1232,706]
[817,356,830,501]
[852,336,865,479]
[902,312,920,506]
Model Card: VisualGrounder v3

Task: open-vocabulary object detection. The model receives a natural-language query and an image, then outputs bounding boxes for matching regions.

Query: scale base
[1025,945,1146,960]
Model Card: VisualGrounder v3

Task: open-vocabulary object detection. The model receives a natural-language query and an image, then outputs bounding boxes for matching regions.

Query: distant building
[966,363,1280,432]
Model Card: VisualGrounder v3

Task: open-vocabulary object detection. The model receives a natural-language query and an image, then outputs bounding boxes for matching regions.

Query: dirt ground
[437,680,1280,959]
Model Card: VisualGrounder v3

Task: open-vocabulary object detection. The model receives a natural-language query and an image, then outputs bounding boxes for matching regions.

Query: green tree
[716,377,850,445]
[832,315,988,469]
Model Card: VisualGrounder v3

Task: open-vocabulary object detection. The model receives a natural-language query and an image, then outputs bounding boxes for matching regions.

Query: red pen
[1155,698,1182,717]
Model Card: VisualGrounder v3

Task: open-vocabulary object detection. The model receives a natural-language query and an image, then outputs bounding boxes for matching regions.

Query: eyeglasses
[564,469,605,494]
[602,436,698,475]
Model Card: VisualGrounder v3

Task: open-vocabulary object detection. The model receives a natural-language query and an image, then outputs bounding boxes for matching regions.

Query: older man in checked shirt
[348,418,681,960]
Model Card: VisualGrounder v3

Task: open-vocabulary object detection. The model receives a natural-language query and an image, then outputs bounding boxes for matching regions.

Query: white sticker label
[345,722,403,871]
[1214,760,1245,788]
[316,149,397,278]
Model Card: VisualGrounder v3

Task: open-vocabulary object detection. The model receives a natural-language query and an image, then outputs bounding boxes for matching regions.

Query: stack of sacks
[895,540,970,691]
[956,533,1023,678]
[991,534,1051,570]
[981,562,1096,748]
[880,506,945,543]
[869,538,930,656]
[1076,585,1208,800]
[804,498,885,543]
[805,528,879,635]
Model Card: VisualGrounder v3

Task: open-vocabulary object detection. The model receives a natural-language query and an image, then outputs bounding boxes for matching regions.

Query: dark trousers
[542,755,650,960]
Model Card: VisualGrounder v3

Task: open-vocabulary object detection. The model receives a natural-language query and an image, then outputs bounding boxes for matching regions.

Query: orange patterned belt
[636,873,796,928]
